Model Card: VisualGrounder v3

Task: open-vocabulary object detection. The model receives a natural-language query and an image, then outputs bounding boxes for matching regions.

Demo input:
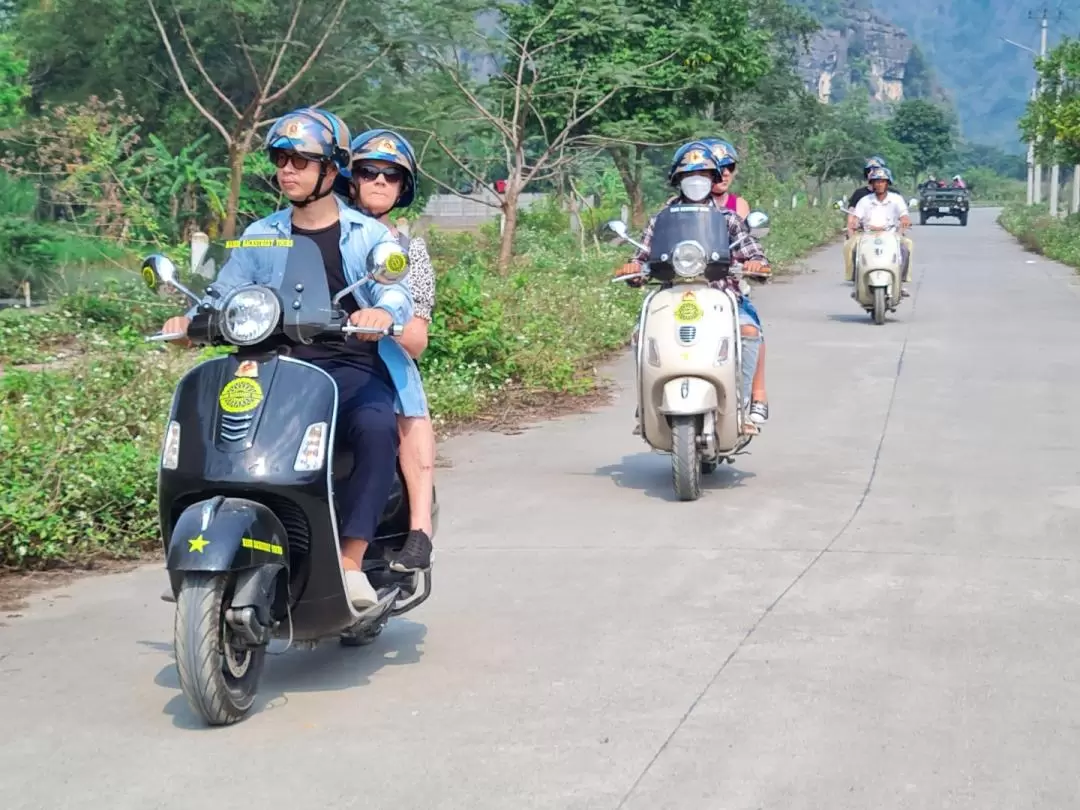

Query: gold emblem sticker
[219,378,263,414]
[674,292,704,323]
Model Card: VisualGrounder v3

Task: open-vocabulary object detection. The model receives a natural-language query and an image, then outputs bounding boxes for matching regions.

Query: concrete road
[3,208,1080,809]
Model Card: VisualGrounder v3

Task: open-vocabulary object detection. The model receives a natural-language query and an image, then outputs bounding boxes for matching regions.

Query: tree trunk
[610,147,647,229]
[497,191,519,276]
[223,126,255,240]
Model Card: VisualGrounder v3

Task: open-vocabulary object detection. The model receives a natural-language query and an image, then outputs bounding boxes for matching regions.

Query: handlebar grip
[341,324,404,337]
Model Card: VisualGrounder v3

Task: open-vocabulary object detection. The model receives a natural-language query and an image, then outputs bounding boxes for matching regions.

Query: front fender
[166,496,290,573]
[660,376,718,415]
[867,269,894,287]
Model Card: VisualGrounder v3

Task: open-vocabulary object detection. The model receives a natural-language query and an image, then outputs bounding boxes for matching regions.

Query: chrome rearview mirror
[604,219,648,252]
[746,210,770,238]
[368,241,410,285]
[333,242,411,307]
[142,254,200,304]
[605,220,629,240]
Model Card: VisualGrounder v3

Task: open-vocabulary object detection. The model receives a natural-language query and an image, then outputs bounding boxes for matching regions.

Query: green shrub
[0,354,182,567]
[999,204,1080,269]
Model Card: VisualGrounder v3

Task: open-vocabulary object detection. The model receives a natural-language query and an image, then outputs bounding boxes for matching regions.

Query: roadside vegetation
[0,0,1018,570]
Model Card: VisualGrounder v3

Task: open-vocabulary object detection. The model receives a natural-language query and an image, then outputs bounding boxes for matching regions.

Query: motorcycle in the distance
[836,199,916,325]
[607,205,770,501]
[143,234,435,726]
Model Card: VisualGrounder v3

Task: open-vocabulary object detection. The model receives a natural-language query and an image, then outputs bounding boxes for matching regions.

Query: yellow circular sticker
[675,300,704,323]
[385,251,407,278]
[141,266,157,290]
[219,378,264,414]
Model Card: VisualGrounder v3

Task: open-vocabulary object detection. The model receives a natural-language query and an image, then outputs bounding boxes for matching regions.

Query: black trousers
[320,359,399,542]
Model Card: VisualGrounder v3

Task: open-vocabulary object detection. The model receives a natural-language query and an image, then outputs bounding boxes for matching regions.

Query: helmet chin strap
[291,163,335,208]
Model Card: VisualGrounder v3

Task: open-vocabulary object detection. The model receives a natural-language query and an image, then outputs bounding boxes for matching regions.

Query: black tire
[919,212,927,226]
[671,415,701,501]
[174,572,265,726]
[872,287,886,325]
[959,212,968,226]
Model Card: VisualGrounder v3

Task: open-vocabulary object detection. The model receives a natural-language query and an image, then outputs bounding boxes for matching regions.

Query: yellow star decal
[188,535,210,553]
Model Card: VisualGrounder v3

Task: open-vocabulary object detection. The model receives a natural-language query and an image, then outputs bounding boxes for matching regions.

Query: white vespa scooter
[607,205,770,501]
[837,199,916,325]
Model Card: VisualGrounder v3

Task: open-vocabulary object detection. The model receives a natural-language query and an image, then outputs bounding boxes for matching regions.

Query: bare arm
[397,317,429,359]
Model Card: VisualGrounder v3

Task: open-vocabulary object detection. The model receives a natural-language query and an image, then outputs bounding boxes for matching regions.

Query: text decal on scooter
[225,237,295,249]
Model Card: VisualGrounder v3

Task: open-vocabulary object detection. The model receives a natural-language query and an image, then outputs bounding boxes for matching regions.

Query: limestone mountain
[793,0,1080,152]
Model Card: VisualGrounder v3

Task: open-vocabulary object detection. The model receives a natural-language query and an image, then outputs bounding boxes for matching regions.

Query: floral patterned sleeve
[406,236,436,322]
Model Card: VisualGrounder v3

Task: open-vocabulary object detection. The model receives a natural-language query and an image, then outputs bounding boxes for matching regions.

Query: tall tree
[1021,38,1080,166]
[145,0,398,238]
[888,98,954,182]
[504,0,782,227]
[404,0,681,272]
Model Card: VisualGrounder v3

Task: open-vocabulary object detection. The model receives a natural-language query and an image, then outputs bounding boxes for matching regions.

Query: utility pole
[1030,8,1049,205]
[1027,85,1036,205]
[1050,64,1062,216]
[1030,6,1067,211]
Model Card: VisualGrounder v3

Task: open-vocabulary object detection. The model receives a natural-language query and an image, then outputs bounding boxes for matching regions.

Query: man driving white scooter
[848,166,913,296]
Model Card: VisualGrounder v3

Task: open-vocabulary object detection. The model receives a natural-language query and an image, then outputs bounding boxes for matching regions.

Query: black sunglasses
[354,164,404,183]
[270,149,325,171]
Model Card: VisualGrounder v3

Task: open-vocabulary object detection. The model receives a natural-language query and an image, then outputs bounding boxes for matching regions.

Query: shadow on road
[595,452,756,501]
[140,619,427,729]
[826,312,879,324]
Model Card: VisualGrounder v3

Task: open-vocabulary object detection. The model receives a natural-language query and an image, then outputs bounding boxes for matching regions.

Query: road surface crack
[614,270,926,809]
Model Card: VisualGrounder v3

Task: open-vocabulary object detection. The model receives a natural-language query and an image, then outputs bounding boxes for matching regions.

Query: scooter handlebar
[144,331,187,343]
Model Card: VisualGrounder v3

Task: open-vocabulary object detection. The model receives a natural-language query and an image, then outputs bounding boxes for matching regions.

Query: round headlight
[221,287,281,346]
[672,241,706,278]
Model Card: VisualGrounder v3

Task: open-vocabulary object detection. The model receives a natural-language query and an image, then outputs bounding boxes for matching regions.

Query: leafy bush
[0,354,182,567]
[999,204,1080,269]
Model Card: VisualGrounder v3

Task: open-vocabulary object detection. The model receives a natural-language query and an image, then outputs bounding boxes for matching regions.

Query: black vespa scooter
[143,234,435,726]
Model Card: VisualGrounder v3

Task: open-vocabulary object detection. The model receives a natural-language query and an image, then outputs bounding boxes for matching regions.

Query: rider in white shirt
[847,166,913,295]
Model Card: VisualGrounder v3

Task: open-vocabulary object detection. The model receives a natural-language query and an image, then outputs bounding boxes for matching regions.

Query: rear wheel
[671,415,701,501]
[872,287,886,325]
[174,572,265,726]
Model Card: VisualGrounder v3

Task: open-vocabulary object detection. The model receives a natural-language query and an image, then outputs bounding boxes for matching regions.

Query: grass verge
[998,204,1080,270]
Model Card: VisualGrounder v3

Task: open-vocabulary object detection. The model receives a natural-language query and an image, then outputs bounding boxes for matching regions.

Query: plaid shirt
[630,196,768,294]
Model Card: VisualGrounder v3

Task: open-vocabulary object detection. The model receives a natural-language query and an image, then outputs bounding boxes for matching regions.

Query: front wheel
[174,571,266,726]
[872,286,886,325]
[671,415,701,501]
[958,212,968,226]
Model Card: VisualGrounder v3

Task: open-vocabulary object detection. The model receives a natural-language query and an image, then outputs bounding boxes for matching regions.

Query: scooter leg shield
[166,497,290,574]
[660,377,718,416]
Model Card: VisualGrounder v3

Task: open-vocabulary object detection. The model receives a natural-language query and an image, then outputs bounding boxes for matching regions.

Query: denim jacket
[188,194,428,417]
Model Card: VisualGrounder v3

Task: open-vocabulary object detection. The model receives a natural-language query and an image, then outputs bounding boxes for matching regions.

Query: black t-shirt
[289,221,390,381]
[850,186,873,208]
